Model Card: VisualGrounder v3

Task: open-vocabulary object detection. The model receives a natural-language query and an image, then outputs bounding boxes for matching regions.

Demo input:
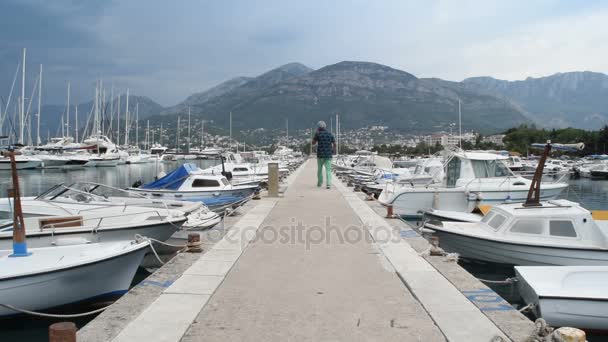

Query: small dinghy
[0,239,149,317]
[515,266,608,331]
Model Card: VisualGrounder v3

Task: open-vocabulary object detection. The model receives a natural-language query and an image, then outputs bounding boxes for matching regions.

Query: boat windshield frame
[35,182,148,202]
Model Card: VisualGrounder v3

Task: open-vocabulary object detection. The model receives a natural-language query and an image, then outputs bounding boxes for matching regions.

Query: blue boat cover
[141,163,197,190]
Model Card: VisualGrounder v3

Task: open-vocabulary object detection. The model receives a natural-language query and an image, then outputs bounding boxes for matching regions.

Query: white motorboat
[425,199,608,266]
[126,153,151,164]
[0,239,149,317]
[378,151,567,218]
[0,155,42,170]
[515,266,608,331]
[0,182,221,244]
[506,155,524,172]
[129,163,259,212]
[200,147,222,156]
[83,134,122,167]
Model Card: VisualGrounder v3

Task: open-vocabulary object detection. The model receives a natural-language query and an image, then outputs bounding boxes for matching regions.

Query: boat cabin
[445,152,515,187]
[478,200,608,249]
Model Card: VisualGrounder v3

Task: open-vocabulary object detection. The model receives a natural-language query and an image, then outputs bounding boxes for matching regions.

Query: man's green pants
[317,158,332,187]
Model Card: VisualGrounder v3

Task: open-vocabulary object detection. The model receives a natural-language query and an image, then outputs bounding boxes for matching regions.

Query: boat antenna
[2,147,30,256]
[523,141,584,207]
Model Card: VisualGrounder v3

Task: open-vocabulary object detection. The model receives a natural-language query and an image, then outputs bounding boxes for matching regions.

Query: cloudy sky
[1,0,607,106]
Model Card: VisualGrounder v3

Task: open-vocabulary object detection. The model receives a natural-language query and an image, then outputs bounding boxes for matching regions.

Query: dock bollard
[49,322,76,342]
[553,327,586,342]
[187,233,202,253]
[267,162,279,197]
[386,205,394,218]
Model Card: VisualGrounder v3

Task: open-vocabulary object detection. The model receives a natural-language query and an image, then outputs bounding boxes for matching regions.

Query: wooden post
[267,162,279,197]
[2,150,29,257]
[49,322,77,342]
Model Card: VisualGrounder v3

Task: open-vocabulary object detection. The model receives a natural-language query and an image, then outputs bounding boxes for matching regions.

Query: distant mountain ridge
[155,61,528,134]
[31,64,608,140]
[462,71,608,129]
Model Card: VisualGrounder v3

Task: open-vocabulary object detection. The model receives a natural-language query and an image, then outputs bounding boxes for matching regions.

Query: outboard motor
[132,180,143,188]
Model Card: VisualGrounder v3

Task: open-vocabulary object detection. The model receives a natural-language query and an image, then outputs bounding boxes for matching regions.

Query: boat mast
[116,93,121,146]
[135,102,139,149]
[19,48,25,144]
[36,64,42,146]
[109,83,114,139]
[458,99,462,149]
[201,120,204,149]
[188,107,191,153]
[66,82,70,138]
[125,88,129,146]
[229,111,232,152]
[176,116,181,153]
[146,120,150,150]
[75,104,78,143]
[160,122,163,145]
[101,85,105,136]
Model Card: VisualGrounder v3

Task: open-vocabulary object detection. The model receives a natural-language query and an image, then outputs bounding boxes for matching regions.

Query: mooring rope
[476,277,518,285]
[0,303,110,318]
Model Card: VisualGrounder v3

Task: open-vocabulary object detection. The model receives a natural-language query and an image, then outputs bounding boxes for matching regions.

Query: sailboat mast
[146,120,150,150]
[116,94,121,146]
[125,88,129,146]
[188,107,191,153]
[458,99,462,149]
[135,102,139,149]
[36,64,42,146]
[75,104,78,143]
[101,85,105,135]
[229,111,232,152]
[66,82,70,137]
[160,122,163,145]
[201,120,204,149]
[109,84,114,138]
[20,48,25,143]
[177,116,181,153]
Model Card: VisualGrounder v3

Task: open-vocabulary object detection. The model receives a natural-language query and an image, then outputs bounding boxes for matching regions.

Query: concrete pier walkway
[104,160,521,341]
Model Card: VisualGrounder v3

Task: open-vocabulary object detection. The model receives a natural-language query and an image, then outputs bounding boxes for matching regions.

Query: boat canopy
[141,163,198,190]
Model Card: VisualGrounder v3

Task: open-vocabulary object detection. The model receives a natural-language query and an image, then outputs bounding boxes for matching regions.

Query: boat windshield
[36,182,145,202]
[471,160,512,178]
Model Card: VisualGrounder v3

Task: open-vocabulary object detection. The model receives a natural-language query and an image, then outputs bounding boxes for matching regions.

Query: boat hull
[431,228,608,266]
[381,185,566,218]
[0,242,147,317]
[0,160,42,170]
[0,220,183,250]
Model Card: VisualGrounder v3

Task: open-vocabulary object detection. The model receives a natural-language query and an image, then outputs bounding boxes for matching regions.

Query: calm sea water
[0,168,605,340]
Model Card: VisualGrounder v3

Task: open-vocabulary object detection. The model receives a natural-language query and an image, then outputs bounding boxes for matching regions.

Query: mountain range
[33,62,608,139]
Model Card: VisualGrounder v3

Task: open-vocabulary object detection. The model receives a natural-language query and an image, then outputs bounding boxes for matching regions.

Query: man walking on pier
[312,120,335,189]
